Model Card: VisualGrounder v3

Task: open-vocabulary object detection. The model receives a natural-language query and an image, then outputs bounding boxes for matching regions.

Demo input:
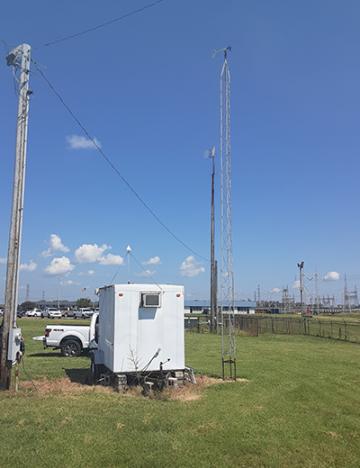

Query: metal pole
[297,261,304,314]
[209,147,216,332]
[314,272,320,315]
[214,259,218,329]
[0,44,31,390]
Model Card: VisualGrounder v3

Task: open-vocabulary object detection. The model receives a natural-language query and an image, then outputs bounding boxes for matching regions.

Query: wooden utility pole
[0,44,31,389]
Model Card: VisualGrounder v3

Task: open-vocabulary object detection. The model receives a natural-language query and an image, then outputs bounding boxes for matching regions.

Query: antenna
[212,46,232,59]
[216,46,236,380]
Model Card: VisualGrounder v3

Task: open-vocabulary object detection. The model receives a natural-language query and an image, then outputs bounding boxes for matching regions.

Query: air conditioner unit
[141,292,161,308]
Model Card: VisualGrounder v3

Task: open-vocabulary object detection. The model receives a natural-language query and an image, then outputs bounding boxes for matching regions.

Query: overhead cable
[32,60,208,262]
[37,0,167,49]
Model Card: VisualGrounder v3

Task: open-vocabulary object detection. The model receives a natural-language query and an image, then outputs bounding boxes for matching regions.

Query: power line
[129,251,164,292]
[37,0,167,49]
[32,60,208,262]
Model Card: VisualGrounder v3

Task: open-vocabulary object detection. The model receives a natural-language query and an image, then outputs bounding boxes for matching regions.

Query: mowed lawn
[0,319,359,467]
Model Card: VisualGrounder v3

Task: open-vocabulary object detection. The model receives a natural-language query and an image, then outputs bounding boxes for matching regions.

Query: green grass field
[0,318,359,467]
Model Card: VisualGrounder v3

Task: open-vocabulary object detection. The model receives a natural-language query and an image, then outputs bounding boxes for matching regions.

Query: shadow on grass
[29,351,91,358]
[29,352,63,358]
[65,368,91,385]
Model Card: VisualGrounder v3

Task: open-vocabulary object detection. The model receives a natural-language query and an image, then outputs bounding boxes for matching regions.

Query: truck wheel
[61,339,81,357]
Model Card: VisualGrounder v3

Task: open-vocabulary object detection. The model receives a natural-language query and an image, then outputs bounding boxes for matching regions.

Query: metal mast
[0,44,31,389]
[297,261,304,314]
[344,274,349,313]
[217,46,236,380]
[314,272,320,315]
[207,146,217,332]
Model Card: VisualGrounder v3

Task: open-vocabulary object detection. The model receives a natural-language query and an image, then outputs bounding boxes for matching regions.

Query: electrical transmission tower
[282,286,292,313]
[216,46,236,380]
[343,274,358,312]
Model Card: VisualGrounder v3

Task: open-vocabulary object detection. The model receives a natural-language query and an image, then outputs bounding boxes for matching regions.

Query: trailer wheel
[90,361,98,384]
[60,339,81,357]
[90,358,103,384]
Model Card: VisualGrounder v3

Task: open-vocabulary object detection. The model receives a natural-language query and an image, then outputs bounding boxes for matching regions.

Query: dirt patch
[160,375,249,402]
[164,375,222,401]
[20,374,248,401]
[20,378,113,396]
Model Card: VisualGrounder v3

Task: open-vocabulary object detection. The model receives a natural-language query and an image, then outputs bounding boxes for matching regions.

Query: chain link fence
[185,314,360,344]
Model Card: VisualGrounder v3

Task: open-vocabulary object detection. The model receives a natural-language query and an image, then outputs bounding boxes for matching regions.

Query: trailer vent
[141,292,161,308]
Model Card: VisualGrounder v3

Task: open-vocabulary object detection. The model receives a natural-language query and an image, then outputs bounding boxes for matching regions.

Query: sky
[1,0,360,303]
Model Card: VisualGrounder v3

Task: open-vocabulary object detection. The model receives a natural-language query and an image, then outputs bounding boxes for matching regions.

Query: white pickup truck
[39,313,98,357]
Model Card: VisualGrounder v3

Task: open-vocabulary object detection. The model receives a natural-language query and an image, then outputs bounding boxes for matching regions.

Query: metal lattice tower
[217,46,236,380]
[343,274,358,311]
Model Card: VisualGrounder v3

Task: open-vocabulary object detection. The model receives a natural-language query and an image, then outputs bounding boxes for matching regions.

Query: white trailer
[92,283,190,390]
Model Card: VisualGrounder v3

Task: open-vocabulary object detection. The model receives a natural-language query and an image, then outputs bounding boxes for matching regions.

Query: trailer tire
[60,338,82,357]
[90,361,98,384]
[90,358,103,384]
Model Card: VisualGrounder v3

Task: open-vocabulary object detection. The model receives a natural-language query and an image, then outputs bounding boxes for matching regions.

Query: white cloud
[66,134,101,150]
[293,280,300,290]
[42,234,69,257]
[45,256,74,276]
[75,243,123,266]
[0,257,7,265]
[324,271,340,281]
[20,260,37,272]
[137,269,155,277]
[75,243,109,263]
[271,287,281,293]
[60,279,79,286]
[79,269,95,277]
[143,256,161,266]
[180,256,205,278]
[98,253,124,266]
